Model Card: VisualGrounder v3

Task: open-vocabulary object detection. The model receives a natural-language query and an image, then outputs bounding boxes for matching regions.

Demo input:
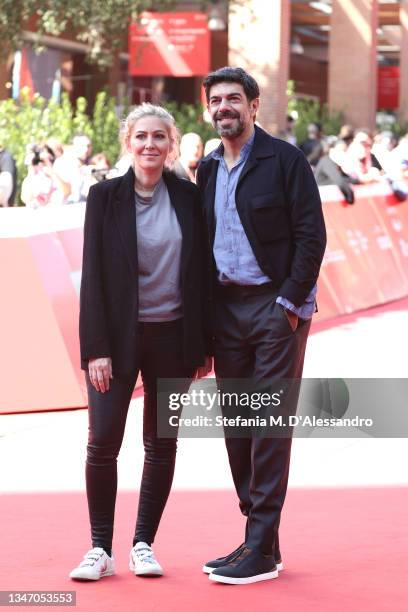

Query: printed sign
[129,12,210,77]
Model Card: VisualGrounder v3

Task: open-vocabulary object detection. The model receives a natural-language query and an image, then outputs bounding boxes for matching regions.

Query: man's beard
[214,112,245,139]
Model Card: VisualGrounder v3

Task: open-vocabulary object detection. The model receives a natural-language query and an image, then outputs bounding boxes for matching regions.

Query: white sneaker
[129,542,163,576]
[69,547,115,581]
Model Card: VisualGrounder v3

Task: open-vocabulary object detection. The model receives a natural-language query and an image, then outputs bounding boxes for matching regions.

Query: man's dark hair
[203,67,260,103]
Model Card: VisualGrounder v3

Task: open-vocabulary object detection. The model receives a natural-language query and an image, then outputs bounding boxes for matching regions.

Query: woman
[70,104,211,581]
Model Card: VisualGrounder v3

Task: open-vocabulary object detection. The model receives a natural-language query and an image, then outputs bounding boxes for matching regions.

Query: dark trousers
[85,319,194,552]
[214,285,311,557]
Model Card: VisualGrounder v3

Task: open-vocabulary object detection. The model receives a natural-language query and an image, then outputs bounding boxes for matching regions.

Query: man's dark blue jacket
[196,124,327,308]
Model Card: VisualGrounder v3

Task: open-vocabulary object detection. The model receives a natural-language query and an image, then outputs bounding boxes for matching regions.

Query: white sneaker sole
[203,561,283,574]
[69,568,115,581]
[209,568,279,585]
[129,560,163,577]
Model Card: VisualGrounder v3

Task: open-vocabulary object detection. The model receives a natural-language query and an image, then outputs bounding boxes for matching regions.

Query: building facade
[1,1,407,132]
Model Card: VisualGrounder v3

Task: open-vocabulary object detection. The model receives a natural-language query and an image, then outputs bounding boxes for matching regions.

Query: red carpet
[1,487,408,611]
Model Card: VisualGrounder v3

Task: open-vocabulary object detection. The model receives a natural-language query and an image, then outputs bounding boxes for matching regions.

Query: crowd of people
[0,130,222,209]
[0,134,110,209]
[282,119,408,204]
[1,113,407,210]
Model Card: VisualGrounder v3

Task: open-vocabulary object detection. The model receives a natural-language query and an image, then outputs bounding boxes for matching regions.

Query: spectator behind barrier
[300,122,323,167]
[174,132,203,183]
[21,144,69,208]
[45,138,64,158]
[280,114,297,146]
[108,153,132,179]
[392,134,408,178]
[341,130,382,183]
[89,153,111,183]
[314,137,356,205]
[0,146,17,207]
[379,134,408,201]
[372,131,398,170]
[53,134,95,203]
[379,134,408,179]
[338,124,355,148]
[340,129,407,202]
[108,125,136,179]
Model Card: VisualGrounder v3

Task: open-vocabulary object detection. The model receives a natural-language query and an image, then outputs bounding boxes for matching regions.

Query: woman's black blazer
[79,166,207,375]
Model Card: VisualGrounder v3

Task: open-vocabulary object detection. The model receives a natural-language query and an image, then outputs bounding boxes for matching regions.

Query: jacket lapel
[114,166,138,277]
[237,126,276,190]
[237,153,259,190]
[163,172,193,275]
[199,157,218,243]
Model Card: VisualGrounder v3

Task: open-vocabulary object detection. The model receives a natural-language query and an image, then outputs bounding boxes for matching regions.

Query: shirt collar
[210,130,255,162]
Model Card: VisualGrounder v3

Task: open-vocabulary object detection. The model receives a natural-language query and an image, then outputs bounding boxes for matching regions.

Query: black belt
[216,281,276,297]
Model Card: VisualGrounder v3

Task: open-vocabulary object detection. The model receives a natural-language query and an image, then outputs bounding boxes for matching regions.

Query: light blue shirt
[211,134,316,319]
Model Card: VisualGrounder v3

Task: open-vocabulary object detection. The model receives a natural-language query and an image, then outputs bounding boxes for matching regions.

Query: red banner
[378,66,400,110]
[129,12,210,77]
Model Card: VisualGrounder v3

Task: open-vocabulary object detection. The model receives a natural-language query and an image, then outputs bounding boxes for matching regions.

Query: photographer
[89,152,110,183]
[21,144,69,208]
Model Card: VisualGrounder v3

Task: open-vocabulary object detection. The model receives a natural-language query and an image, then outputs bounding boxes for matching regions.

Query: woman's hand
[88,357,113,393]
[195,355,213,380]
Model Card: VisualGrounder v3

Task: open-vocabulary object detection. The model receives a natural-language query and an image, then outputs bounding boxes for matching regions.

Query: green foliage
[0,0,179,68]
[388,120,408,138]
[0,90,122,204]
[287,79,344,142]
[0,90,218,204]
[163,101,217,143]
[91,91,125,163]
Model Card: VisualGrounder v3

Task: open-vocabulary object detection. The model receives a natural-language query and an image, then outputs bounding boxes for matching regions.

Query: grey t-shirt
[135,179,183,322]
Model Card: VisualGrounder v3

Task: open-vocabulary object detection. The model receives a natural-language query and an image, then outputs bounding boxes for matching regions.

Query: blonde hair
[121,103,180,169]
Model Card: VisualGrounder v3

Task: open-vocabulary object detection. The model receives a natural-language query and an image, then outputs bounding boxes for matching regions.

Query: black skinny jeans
[85,319,194,552]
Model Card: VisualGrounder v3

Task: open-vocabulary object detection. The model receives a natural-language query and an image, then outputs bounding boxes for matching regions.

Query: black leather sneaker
[209,547,279,585]
[203,543,246,574]
[203,543,283,574]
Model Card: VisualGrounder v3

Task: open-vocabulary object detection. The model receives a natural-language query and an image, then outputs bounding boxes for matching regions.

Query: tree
[0,0,184,68]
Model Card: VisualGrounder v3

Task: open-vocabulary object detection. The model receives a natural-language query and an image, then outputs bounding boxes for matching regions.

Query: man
[174,132,203,183]
[281,114,297,146]
[299,122,323,167]
[196,67,326,585]
[0,146,17,207]
[314,137,355,204]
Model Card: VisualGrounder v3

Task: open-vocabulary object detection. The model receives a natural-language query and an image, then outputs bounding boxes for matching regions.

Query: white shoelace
[134,547,157,564]
[80,549,104,567]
